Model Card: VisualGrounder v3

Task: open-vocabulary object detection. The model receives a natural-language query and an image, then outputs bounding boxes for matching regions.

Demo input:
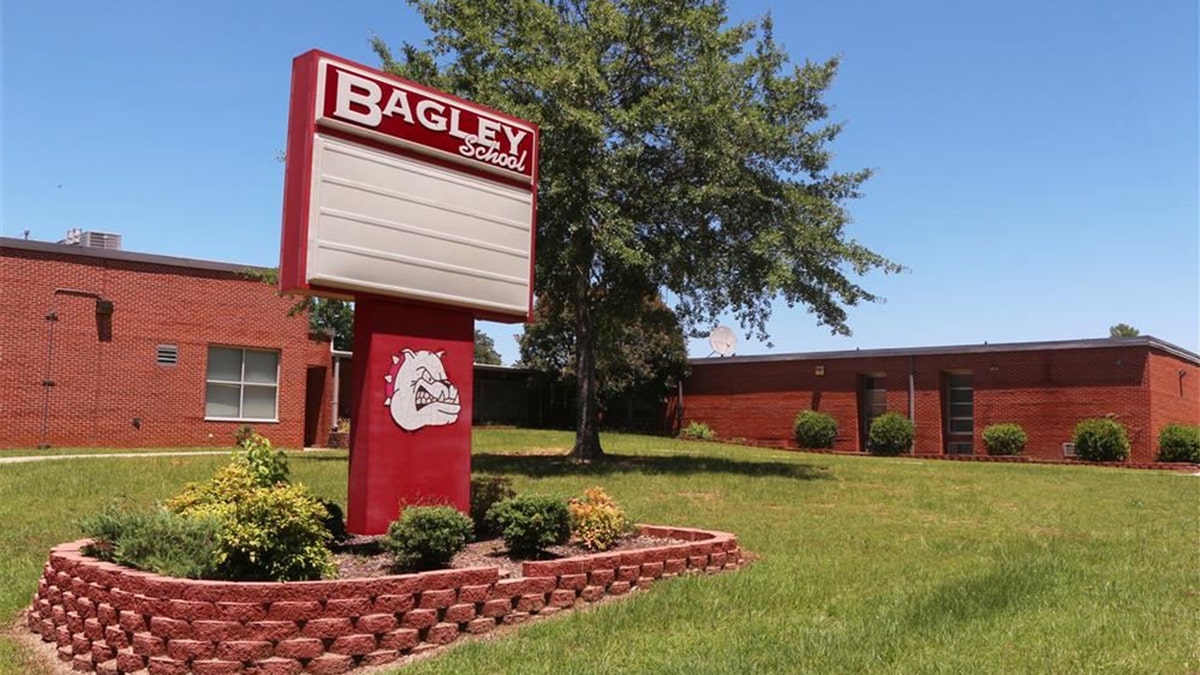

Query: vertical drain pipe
[38,309,60,449]
[908,355,916,452]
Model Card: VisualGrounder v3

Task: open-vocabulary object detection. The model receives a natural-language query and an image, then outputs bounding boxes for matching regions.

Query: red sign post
[280,51,538,535]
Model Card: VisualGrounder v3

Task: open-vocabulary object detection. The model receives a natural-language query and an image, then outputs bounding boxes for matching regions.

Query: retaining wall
[26,525,742,674]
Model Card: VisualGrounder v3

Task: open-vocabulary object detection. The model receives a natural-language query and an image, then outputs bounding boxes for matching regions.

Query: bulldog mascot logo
[383,349,461,431]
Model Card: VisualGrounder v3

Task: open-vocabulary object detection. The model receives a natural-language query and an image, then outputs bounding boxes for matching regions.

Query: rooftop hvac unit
[78,231,122,250]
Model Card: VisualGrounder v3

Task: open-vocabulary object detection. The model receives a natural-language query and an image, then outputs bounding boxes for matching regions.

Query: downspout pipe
[40,288,107,449]
[908,355,916,452]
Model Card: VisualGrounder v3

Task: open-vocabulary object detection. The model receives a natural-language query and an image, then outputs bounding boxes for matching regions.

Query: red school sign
[280,50,538,535]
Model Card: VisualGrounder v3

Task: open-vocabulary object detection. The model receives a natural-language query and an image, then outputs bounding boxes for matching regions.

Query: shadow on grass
[472,452,833,481]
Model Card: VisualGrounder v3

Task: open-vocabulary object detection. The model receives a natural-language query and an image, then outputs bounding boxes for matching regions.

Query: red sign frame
[279,50,538,323]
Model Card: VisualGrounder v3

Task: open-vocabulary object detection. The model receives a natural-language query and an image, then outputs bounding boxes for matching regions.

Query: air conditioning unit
[79,231,122,250]
[1062,442,1077,458]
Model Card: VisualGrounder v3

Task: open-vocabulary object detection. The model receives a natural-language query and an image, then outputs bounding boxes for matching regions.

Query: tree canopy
[376,0,900,458]
[1109,323,1141,338]
[474,329,503,365]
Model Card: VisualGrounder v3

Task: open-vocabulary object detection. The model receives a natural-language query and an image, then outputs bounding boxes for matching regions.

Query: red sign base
[345,297,474,535]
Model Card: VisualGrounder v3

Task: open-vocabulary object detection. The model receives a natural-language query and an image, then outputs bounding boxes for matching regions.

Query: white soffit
[305,134,533,316]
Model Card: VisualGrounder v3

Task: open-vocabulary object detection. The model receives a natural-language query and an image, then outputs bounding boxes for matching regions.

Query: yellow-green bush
[569,487,630,552]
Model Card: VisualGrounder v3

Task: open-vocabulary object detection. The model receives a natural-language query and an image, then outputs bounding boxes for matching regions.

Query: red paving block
[514,594,545,613]
[361,649,399,667]
[216,602,267,622]
[273,637,324,660]
[457,584,491,603]
[399,609,437,630]
[466,617,496,634]
[191,659,244,675]
[378,628,419,651]
[191,620,247,642]
[215,640,273,662]
[418,589,457,609]
[372,594,415,614]
[166,638,215,662]
[580,586,605,602]
[558,573,587,590]
[355,613,398,634]
[266,600,322,622]
[480,599,512,618]
[549,589,576,608]
[246,620,299,642]
[443,603,476,624]
[323,597,372,617]
[305,653,355,675]
[148,616,191,640]
[425,622,459,645]
[251,657,304,675]
[300,617,354,639]
[328,633,377,656]
[147,655,189,675]
[115,648,145,672]
[608,581,631,596]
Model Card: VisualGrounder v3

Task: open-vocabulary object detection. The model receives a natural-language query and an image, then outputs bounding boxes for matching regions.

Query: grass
[1,429,1196,673]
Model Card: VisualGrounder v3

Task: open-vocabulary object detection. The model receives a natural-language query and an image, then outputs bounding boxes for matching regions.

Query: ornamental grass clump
[1073,417,1130,462]
[568,487,630,552]
[678,421,716,441]
[382,505,474,572]
[487,494,571,558]
[79,502,221,579]
[793,410,838,449]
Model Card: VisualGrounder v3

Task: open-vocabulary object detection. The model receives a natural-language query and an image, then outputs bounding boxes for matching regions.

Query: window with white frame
[205,346,280,421]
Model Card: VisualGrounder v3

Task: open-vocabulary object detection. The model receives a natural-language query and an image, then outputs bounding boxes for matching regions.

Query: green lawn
[2,430,1196,673]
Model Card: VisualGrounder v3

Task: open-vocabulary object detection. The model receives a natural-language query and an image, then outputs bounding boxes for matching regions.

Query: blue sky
[4,1,1197,365]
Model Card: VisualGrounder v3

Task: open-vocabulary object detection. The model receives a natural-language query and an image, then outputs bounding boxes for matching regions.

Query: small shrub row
[385,484,632,570]
[80,430,337,582]
[982,423,1027,456]
[1073,417,1130,462]
[868,412,914,456]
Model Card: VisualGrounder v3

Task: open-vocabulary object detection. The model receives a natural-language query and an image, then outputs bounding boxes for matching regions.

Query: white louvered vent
[80,231,122,250]
[156,344,179,366]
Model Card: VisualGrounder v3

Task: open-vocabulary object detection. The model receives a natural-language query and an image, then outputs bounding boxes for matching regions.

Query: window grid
[205,347,279,422]
[945,374,974,455]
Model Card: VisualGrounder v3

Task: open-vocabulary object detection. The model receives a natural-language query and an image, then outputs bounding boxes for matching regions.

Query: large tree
[518,292,688,405]
[375,0,899,459]
[1109,323,1140,338]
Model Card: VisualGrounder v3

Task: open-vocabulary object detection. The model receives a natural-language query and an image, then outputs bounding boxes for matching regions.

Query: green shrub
[382,506,473,571]
[1156,423,1200,463]
[568,487,630,552]
[793,410,838,449]
[1073,417,1130,462]
[982,423,1028,456]
[238,431,289,486]
[80,503,221,579]
[679,421,715,441]
[487,494,570,558]
[167,462,334,581]
[867,412,914,456]
[471,476,516,539]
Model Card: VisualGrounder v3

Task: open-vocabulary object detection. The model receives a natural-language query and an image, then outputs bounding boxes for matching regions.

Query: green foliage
[518,295,689,403]
[486,494,571,558]
[167,462,334,581]
[382,506,474,571]
[982,423,1028,456]
[237,431,289,486]
[239,267,354,350]
[79,503,221,579]
[1108,323,1140,338]
[379,0,900,458]
[678,421,716,441]
[1073,417,1131,462]
[793,410,838,449]
[867,413,914,456]
[470,475,516,539]
[474,329,503,365]
[568,487,630,552]
[1156,423,1200,463]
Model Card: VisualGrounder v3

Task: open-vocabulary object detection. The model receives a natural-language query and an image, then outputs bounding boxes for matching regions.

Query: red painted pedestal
[346,297,474,535]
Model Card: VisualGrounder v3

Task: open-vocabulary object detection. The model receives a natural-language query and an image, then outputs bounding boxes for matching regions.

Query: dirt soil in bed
[334,534,680,579]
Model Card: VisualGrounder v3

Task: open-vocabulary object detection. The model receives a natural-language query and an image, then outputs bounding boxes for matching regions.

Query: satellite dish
[709,325,737,356]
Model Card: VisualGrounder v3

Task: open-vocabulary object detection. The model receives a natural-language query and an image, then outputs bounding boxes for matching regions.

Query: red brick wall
[676,343,1186,462]
[0,246,332,449]
[1147,350,1200,459]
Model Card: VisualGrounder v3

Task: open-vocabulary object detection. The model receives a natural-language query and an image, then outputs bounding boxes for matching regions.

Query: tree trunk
[569,235,604,461]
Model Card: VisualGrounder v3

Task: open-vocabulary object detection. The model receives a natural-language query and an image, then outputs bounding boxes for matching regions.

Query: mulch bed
[334,533,680,579]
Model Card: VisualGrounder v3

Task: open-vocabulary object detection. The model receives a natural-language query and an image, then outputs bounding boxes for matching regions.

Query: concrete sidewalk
[0,449,340,464]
